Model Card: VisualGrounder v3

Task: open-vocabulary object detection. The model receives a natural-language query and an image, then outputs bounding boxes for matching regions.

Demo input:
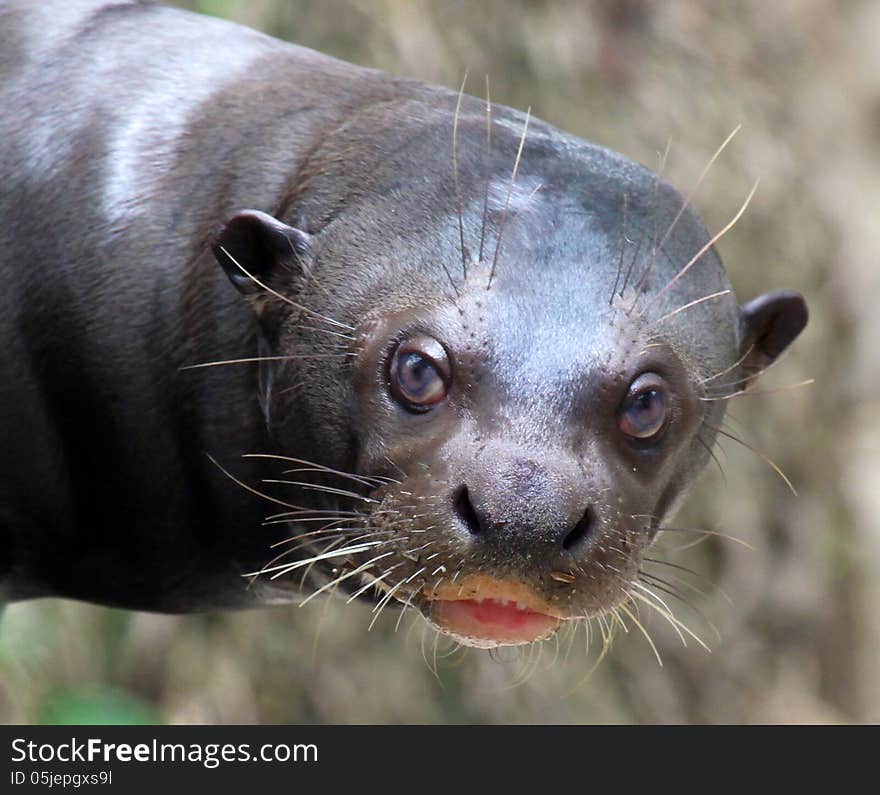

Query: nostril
[562,506,595,551]
[453,485,483,536]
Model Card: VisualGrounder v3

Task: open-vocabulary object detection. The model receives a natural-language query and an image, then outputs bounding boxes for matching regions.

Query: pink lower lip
[429,598,562,647]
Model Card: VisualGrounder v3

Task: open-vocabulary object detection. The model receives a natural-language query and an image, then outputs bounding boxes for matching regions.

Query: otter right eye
[388,336,450,412]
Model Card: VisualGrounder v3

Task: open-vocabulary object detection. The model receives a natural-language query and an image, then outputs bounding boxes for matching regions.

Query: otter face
[213,133,807,648]
[341,260,710,646]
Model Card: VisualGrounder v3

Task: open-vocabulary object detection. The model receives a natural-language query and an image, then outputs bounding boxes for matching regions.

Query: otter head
[212,97,807,648]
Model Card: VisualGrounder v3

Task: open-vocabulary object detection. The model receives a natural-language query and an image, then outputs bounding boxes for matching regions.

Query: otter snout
[449,447,599,561]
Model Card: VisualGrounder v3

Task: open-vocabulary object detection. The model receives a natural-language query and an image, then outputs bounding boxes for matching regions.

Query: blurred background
[1,0,877,724]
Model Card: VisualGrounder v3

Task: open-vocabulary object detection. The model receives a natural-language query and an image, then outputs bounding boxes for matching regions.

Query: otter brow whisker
[649,289,731,326]
[452,70,469,281]
[478,74,493,264]
[610,192,630,305]
[619,139,669,306]
[646,179,759,309]
[635,125,742,298]
[488,106,531,289]
[700,343,756,386]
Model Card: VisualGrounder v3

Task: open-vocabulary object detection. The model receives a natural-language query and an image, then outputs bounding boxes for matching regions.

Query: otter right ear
[737,289,808,390]
[212,210,311,295]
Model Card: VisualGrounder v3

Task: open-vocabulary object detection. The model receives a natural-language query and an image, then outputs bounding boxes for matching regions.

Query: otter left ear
[737,289,808,390]
[212,209,311,295]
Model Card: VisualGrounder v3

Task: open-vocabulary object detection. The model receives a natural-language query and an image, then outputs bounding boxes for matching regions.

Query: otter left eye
[388,335,451,412]
[618,374,669,441]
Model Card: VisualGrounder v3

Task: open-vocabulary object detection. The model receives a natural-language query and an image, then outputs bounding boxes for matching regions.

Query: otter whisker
[346,563,403,604]
[298,550,396,607]
[700,343,756,385]
[368,574,408,630]
[180,354,350,371]
[394,584,423,633]
[268,517,361,538]
[696,431,727,482]
[264,507,364,520]
[620,140,669,304]
[649,289,731,326]
[273,466,392,490]
[610,191,630,305]
[299,536,351,588]
[249,452,402,486]
[478,74,493,264]
[310,577,340,666]
[264,518,367,534]
[700,378,815,402]
[633,516,755,550]
[487,106,531,289]
[646,179,759,309]
[630,584,710,651]
[293,324,356,341]
[264,528,373,558]
[702,344,800,393]
[207,454,330,513]
[637,575,722,643]
[704,422,797,496]
[641,565,730,606]
[262,479,380,504]
[278,468,398,489]
[452,70,469,281]
[619,602,663,667]
[501,639,544,690]
[247,540,386,579]
[217,244,354,331]
[629,583,688,646]
[642,556,719,587]
[563,616,580,663]
[636,125,742,297]
[301,533,391,588]
[640,567,721,605]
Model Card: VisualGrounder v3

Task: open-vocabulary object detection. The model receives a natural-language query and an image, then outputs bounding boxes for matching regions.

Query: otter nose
[452,482,596,554]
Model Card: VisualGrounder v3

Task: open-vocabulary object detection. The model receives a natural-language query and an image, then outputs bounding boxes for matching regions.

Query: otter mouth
[420,576,565,649]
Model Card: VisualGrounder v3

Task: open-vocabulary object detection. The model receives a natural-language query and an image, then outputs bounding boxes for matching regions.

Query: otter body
[0,0,805,645]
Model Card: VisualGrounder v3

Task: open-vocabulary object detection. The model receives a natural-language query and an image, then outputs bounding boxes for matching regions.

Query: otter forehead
[311,101,736,345]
